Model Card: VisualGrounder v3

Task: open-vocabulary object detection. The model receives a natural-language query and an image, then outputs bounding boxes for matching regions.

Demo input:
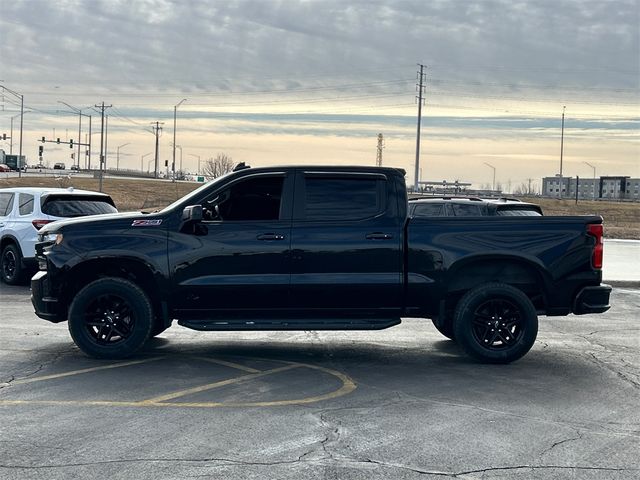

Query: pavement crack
[539,430,584,457]
[587,352,640,390]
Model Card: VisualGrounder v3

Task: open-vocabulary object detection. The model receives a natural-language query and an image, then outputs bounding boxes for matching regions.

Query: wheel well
[0,236,20,254]
[445,259,547,313]
[64,259,164,328]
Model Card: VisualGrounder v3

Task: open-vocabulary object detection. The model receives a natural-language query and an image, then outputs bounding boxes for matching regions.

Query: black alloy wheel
[83,294,137,345]
[470,298,524,349]
[453,282,538,364]
[68,277,153,359]
[1,244,23,285]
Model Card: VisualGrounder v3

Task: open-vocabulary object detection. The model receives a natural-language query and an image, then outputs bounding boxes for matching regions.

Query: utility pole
[559,105,566,199]
[414,64,426,192]
[95,102,112,192]
[151,121,164,179]
[376,133,384,167]
[173,99,187,182]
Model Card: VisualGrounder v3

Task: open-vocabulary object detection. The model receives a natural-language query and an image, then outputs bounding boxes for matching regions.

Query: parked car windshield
[41,195,117,217]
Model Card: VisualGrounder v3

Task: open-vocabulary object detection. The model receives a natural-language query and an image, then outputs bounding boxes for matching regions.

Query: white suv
[0,187,117,284]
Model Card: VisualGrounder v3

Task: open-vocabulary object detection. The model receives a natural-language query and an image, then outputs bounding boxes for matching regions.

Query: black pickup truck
[31,165,611,363]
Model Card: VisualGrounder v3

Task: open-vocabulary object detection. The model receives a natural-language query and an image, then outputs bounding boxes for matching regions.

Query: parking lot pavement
[1,284,638,480]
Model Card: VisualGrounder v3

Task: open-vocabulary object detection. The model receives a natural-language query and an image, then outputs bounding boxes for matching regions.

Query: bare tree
[202,153,235,179]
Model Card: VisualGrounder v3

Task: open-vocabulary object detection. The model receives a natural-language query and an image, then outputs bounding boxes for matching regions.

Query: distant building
[542,175,640,201]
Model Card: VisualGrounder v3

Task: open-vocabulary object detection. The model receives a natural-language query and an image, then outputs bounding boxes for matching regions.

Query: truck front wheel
[453,283,538,364]
[68,277,153,359]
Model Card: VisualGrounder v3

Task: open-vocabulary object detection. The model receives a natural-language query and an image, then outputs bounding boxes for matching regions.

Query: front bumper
[31,271,66,323]
[572,284,612,315]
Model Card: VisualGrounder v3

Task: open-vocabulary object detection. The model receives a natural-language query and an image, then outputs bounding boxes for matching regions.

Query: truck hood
[39,211,163,233]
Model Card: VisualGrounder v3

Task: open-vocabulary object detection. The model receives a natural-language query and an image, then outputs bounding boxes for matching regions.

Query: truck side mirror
[182,205,203,222]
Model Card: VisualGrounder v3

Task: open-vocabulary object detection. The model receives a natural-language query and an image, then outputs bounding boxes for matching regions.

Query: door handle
[257,233,285,241]
[366,232,393,240]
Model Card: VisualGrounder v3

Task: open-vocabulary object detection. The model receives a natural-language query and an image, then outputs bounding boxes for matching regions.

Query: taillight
[32,219,52,230]
[587,223,603,269]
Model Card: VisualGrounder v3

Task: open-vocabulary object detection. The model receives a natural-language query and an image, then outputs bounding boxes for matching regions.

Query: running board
[178,318,401,331]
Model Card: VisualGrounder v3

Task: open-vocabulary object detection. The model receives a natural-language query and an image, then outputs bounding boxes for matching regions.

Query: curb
[605,280,640,289]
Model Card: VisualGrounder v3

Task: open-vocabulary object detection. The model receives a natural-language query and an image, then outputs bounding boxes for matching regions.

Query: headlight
[39,232,64,245]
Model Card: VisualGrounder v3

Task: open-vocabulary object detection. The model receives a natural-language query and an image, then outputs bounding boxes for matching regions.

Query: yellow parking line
[12,357,164,385]
[194,357,262,373]
[139,364,301,404]
[0,357,358,409]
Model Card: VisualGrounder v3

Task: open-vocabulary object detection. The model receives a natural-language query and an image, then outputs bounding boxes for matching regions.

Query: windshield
[159,171,236,213]
[42,195,117,217]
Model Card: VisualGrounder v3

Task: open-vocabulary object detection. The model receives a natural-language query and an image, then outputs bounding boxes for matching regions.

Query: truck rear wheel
[68,277,153,359]
[453,283,538,364]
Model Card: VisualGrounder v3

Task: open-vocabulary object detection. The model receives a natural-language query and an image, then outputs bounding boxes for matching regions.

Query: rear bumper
[572,284,612,315]
[31,271,66,323]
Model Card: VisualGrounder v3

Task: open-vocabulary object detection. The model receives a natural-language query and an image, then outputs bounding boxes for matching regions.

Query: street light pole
[116,143,131,170]
[583,161,596,200]
[484,162,496,192]
[1,84,24,177]
[189,153,200,175]
[58,102,91,169]
[559,105,566,198]
[9,113,21,155]
[172,98,187,183]
[141,152,153,173]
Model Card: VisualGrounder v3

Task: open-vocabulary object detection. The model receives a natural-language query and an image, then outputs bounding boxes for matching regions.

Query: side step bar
[178,318,402,331]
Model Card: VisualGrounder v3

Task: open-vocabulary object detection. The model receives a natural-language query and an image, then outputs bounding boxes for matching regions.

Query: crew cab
[31,166,611,363]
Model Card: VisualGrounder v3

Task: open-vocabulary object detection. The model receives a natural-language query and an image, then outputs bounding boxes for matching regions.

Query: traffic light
[2,133,5,140]
[69,139,73,148]
[41,136,45,142]
[39,145,43,155]
[57,138,60,144]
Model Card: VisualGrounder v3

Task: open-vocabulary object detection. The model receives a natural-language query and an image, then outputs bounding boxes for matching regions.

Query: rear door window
[41,196,117,217]
[19,193,34,216]
[412,203,445,216]
[450,203,483,216]
[303,175,384,221]
[0,193,15,216]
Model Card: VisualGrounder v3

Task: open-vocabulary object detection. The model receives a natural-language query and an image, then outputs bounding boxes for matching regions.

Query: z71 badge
[132,219,163,227]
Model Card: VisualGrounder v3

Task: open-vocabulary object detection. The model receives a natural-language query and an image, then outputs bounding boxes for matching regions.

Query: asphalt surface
[0,283,638,479]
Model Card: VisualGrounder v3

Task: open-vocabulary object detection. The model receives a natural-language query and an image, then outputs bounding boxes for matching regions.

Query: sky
[1,0,638,190]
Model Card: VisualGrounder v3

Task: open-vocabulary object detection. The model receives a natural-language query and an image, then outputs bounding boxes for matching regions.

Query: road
[0,283,638,479]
